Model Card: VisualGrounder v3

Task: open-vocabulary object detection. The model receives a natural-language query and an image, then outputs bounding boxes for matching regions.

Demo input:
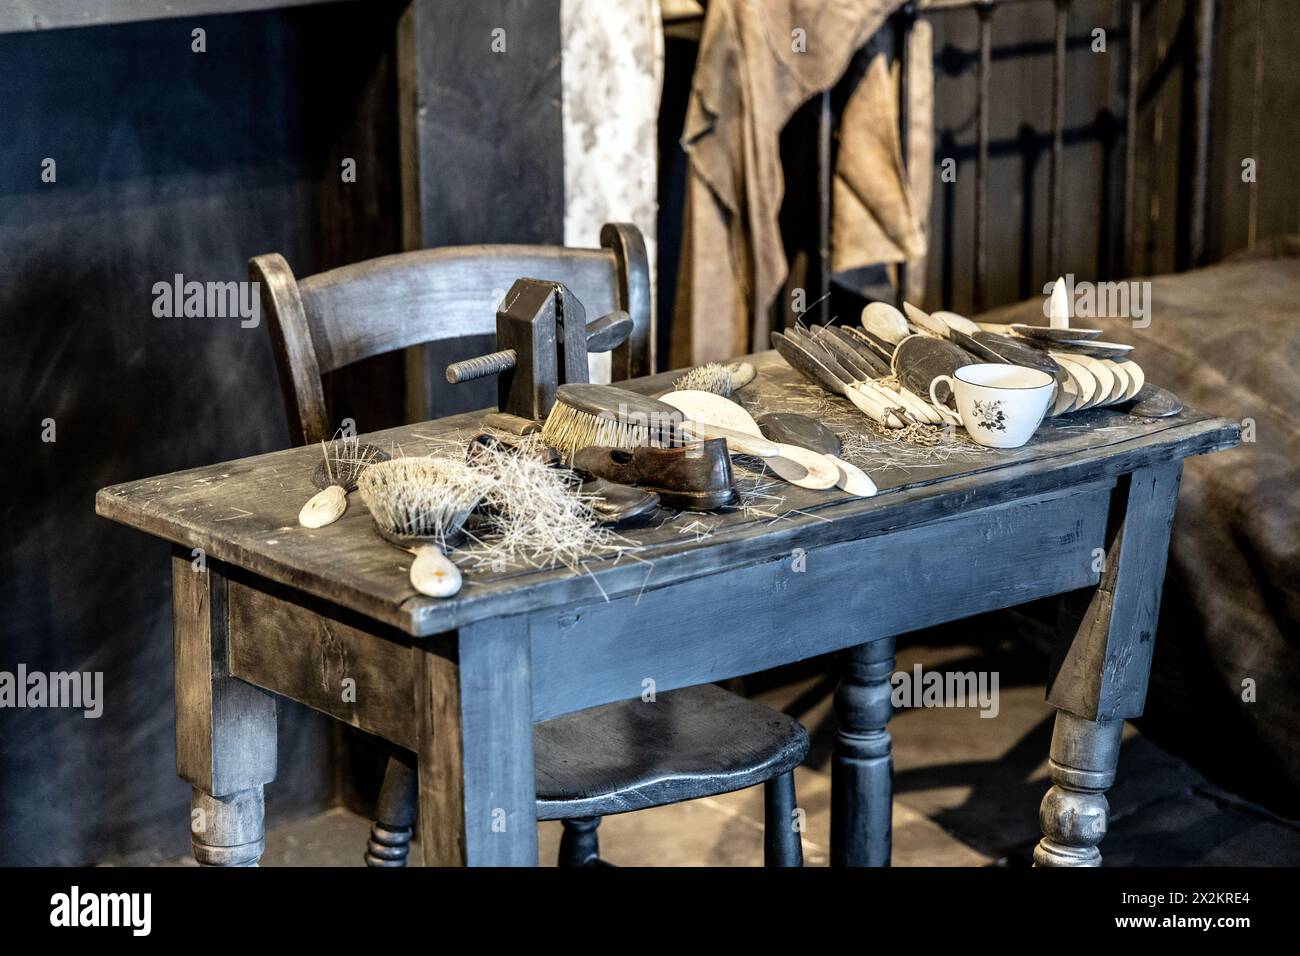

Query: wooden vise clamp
[445,278,633,432]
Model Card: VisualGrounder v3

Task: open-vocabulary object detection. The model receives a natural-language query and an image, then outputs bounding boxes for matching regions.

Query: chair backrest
[252,223,651,446]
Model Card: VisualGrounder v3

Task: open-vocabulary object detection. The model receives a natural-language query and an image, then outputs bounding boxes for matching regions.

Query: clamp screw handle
[445,348,518,384]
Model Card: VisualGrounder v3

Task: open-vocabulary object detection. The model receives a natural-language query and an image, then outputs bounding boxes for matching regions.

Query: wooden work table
[97,351,1238,866]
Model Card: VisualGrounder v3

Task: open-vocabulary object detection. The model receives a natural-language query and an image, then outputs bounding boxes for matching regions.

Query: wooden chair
[252,224,809,866]
[254,224,654,445]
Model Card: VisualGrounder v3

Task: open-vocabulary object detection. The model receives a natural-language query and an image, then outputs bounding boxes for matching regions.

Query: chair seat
[533,683,809,821]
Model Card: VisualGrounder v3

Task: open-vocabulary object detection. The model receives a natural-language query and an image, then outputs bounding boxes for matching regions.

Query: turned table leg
[1034,711,1123,867]
[172,549,277,866]
[1038,463,1183,867]
[831,636,896,867]
[191,788,266,867]
[558,817,602,866]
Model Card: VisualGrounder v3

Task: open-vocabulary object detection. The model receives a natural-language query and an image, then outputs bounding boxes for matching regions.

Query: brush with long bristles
[311,435,390,491]
[358,456,494,597]
[541,383,779,458]
[298,435,389,528]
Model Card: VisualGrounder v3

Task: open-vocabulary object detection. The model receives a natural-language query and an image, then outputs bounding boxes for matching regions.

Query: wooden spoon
[902,302,952,339]
[1063,354,1116,408]
[861,301,910,344]
[1045,339,1135,361]
[377,527,463,598]
[756,413,877,498]
[893,334,979,408]
[658,391,839,490]
[772,331,908,428]
[1051,355,1096,411]
[932,310,982,336]
[1049,376,1078,416]
[1010,323,1104,342]
[1104,360,1131,405]
[299,484,347,528]
[1116,361,1144,401]
[1126,382,1182,417]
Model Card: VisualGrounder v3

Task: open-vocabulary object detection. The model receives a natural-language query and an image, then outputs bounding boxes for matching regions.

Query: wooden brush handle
[680,420,778,457]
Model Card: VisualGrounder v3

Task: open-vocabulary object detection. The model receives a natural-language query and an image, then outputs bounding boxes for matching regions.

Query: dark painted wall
[335,0,565,817]
[0,2,405,864]
[404,0,565,426]
[1204,0,1300,263]
[922,0,1125,311]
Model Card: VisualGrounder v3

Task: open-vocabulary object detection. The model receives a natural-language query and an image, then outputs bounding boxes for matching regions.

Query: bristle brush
[541,383,778,458]
[672,361,757,397]
[298,437,389,528]
[357,457,492,598]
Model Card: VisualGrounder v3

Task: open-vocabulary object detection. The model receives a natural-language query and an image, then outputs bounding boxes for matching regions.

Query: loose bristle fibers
[459,434,630,573]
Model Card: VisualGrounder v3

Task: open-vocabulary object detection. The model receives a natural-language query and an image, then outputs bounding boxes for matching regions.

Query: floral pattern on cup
[970,400,1007,432]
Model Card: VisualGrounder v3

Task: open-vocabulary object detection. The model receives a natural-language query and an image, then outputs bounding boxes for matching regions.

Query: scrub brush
[671,361,757,397]
[540,383,779,458]
[298,437,389,528]
[357,457,493,598]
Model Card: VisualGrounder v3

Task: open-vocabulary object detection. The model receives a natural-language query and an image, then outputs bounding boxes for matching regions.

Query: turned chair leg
[366,753,419,867]
[558,817,602,866]
[764,771,803,867]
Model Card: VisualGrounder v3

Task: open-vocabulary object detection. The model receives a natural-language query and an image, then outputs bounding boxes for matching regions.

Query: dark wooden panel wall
[1204,0,1300,263]
[920,0,1138,311]
[0,2,407,866]
[710,0,1300,323]
[920,0,1300,314]
[923,0,1122,312]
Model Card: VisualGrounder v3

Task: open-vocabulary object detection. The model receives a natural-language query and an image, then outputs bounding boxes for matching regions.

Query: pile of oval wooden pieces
[989,324,1143,417]
[885,301,1147,419]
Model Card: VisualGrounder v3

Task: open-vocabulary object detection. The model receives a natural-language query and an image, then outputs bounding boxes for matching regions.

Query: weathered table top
[96,351,1238,636]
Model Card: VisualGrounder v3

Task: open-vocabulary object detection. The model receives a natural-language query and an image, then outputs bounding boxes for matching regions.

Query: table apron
[224,484,1110,740]
[526,484,1110,721]
[226,577,419,751]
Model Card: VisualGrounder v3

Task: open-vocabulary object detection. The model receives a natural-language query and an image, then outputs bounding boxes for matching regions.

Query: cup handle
[929,375,955,408]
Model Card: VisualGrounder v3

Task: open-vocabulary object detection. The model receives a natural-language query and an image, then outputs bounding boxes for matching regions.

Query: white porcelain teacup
[930,363,1055,449]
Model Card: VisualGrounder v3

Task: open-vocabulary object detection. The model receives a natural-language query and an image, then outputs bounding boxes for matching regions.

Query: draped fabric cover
[675,0,929,365]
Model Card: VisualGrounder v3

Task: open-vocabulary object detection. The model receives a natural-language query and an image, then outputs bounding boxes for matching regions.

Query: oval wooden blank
[1116,361,1145,401]
[1051,354,1096,411]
